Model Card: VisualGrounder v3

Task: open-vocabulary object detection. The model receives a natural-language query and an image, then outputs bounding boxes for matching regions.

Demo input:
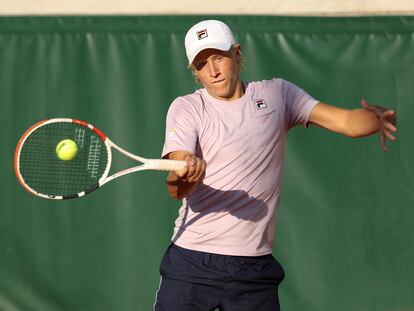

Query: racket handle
[147,159,187,171]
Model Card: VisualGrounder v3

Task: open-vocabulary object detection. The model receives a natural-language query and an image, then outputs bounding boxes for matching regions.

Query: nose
[207,61,220,78]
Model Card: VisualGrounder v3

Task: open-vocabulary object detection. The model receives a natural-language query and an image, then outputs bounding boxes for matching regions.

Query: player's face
[192,45,243,101]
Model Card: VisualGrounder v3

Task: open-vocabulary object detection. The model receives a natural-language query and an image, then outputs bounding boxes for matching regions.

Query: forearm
[347,108,380,138]
[310,102,380,138]
[309,100,397,151]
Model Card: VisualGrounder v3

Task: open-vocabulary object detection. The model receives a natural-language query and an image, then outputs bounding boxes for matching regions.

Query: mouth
[212,79,225,84]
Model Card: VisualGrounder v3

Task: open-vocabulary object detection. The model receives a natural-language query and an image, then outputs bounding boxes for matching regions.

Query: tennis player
[154,20,397,311]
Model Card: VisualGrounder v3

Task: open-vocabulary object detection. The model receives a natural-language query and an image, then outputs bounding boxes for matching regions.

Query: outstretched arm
[309,99,397,151]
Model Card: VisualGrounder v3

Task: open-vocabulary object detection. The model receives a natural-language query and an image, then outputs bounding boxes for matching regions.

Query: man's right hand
[165,151,206,200]
[176,154,206,183]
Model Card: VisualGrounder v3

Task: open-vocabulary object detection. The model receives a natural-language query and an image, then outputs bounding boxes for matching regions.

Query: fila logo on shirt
[197,29,208,40]
[255,99,267,110]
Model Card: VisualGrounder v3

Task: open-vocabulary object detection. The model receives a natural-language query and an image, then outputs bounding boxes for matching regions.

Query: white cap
[184,20,236,65]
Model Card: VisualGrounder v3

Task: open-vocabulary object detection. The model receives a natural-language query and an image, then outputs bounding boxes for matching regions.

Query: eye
[194,61,207,71]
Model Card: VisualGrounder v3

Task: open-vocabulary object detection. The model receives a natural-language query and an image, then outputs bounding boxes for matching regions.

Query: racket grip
[148,159,187,171]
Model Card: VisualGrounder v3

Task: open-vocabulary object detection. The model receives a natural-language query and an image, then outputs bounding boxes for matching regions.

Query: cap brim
[188,42,233,65]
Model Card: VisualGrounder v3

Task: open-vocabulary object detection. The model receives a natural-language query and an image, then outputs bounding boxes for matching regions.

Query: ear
[232,44,242,65]
[233,43,242,56]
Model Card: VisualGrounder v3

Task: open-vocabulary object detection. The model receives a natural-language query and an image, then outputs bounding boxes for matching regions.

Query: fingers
[177,155,206,183]
[383,109,395,117]
[381,127,396,153]
[383,110,397,127]
[382,113,397,139]
[384,120,397,132]
[190,162,206,183]
[186,156,206,183]
[380,109,397,153]
[380,120,397,153]
[361,98,398,152]
[361,98,373,111]
[380,132,388,152]
[384,130,396,141]
[175,165,189,178]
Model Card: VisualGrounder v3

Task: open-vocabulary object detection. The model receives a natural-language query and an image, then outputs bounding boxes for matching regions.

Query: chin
[209,87,231,98]
[212,92,232,100]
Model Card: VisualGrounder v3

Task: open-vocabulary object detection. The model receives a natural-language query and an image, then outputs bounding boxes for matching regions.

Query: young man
[154,20,397,311]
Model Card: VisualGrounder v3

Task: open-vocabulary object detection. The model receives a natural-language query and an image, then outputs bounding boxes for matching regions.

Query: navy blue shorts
[153,243,285,311]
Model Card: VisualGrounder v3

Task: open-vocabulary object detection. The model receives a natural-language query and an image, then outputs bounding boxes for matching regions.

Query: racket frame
[14,118,185,200]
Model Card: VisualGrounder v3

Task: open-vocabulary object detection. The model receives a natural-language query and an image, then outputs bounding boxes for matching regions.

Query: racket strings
[18,122,109,197]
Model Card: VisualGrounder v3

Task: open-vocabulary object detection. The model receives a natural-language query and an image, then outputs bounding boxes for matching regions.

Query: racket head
[14,118,112,199]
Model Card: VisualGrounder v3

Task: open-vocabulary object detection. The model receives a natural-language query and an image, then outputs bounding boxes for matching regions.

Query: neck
[223,80,244,101]
[232,80,244,99]
[204,79,245,102]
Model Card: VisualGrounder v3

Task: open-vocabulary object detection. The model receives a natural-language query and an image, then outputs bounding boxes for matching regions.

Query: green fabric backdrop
[0,16,413,311]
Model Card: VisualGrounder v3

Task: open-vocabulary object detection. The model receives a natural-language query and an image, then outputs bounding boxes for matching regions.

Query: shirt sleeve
[162,97,198,158]
[281,79,319,129]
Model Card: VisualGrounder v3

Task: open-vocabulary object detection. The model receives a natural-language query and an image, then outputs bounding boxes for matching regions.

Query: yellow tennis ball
[56,139,78,161]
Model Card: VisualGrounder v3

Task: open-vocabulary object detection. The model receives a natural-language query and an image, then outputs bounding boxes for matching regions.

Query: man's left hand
[361,98,397,152]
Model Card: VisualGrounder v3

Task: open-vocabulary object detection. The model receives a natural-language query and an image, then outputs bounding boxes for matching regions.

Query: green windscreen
[0,16,413,311]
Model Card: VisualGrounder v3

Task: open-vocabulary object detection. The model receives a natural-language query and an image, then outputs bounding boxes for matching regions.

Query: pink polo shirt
[162,78,319,256]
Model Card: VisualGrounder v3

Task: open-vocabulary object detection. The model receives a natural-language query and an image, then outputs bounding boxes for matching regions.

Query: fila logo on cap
[196,29,208,40]
[255,99,267,110]
[185,20,236,64]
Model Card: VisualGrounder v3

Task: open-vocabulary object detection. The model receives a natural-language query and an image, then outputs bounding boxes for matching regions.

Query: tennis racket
[14,118,186,200]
